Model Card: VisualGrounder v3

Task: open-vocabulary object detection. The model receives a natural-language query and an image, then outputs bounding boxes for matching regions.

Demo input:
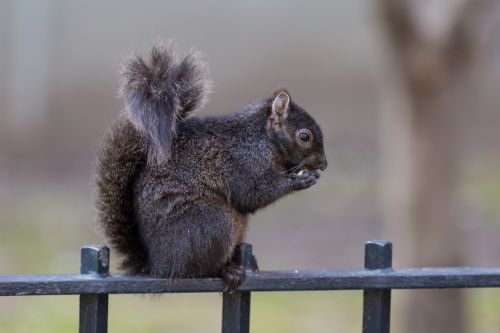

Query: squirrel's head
[267,89,328,175]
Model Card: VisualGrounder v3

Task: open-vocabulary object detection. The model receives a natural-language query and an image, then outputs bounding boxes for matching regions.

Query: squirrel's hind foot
[220,254,259,292]
[221,264,244,293]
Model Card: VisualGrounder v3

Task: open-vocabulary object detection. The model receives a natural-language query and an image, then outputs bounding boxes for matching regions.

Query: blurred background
[1,0,500,332]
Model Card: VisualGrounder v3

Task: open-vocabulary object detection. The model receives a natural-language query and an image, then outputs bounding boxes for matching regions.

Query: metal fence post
[222,243,253,333]
[362,240,392,333]
[79,245,109,333]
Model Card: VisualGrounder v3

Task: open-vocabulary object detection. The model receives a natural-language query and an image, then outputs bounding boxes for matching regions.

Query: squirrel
[94,42,327,289]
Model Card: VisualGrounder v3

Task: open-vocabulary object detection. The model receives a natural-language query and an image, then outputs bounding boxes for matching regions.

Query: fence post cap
[365,240,392,247]
[81,245,110,275]
[364,240,392,270]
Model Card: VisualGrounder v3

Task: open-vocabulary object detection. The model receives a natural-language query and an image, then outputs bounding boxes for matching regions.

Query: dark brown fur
[95,43,327,281]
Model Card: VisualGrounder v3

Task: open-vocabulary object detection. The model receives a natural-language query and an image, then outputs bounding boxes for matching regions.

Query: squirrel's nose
[318,156,328,171]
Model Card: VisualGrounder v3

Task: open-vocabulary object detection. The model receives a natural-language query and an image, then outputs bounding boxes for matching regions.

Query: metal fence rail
[2,240,500,333]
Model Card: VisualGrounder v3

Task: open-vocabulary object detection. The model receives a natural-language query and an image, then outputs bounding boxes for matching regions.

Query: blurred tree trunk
[378,0,500,332]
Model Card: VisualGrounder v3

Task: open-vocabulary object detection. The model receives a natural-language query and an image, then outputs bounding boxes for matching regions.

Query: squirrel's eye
[299,132,310,142]
[297,129,313,145]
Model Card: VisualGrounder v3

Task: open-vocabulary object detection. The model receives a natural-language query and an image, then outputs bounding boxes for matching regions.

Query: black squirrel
[95,42,327,288]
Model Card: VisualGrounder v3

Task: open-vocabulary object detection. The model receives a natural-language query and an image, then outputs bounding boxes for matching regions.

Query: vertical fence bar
[222,243,253,333]
[79,245,110,333]
[362,240,392,333]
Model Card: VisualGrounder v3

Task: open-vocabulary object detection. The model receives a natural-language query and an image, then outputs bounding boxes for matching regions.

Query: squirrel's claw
[250,255,259,272]
[288,170,317,190]
[309,170,320,179]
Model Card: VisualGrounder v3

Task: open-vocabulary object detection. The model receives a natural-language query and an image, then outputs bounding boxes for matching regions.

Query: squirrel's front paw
[288,171,317,190]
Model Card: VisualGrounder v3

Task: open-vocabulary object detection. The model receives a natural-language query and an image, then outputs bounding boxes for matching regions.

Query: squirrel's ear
[271,90,290,119]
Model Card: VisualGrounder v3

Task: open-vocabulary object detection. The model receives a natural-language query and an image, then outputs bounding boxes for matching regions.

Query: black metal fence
[2,240,500,333]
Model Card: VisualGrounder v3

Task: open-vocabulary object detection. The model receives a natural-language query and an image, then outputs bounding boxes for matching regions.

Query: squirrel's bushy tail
[95,43,211,274]
[120,42,212,163]
[95,120,148,274]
